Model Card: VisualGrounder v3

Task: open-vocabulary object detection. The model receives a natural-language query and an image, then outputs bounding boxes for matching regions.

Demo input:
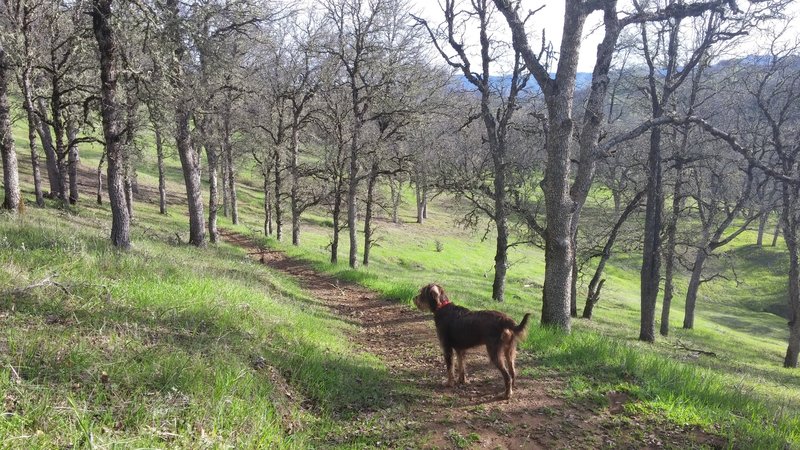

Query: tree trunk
[331,187,342,264]
[492,149,508,302]
[682,248,708,330]
[227,151,237,225]
[154,124,166,214]
[19,9,44,207]
[290,118,300,246]
[223,112,238,225]
[363,163,378,266]
[782,188,800,367]
[640,125,664,343]
[49,76,68,203]
[390,178,401,224]
[570,257,578,316]
[96,153,104,205]
[661,242,676,336]
[206,143,219,244]
[222,153,230,217]
[263,164,272,236]
[91,0,130,249]
[661,163,683,336]
[582,279,604,319]
[492,222,509,302]
[347,170,359,268]
[121,138,132,217]
[67,121,80,204]
[773,220,781,247]
[756,212,768,247]
[274,147,283,241]
[540,102,577,331]
[786,298,800,368]
[415,177,424,224]
[0,46,20,213]
[166,0,204,246]
[363,163,379,267]
[422,185,428,219]
[35,97,61,197]
[20,70,44,207]
[175,106,205,246]
[347,111,361,268]
[122,94,137,219]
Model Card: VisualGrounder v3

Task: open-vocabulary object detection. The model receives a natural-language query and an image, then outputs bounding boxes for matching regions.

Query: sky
[410,0,800,74]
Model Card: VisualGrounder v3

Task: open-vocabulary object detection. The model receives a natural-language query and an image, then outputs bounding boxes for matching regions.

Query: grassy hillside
[0,202,422,448]
[3,114,800,447]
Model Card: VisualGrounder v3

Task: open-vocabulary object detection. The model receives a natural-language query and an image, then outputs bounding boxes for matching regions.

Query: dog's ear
[413,284,432,312]
[430,284,448,308]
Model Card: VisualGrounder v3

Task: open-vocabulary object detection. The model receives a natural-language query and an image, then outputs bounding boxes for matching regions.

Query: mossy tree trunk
[91,0,130,249]
[0,46,20,213]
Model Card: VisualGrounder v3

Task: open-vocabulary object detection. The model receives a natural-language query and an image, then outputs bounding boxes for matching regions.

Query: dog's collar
[435,300,452,312]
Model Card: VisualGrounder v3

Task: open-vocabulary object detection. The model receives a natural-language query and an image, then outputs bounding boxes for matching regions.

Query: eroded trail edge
[220,230,723,450]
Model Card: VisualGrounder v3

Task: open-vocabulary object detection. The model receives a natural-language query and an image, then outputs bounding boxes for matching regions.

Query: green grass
[0,201,415,448]
[5,110,800,447]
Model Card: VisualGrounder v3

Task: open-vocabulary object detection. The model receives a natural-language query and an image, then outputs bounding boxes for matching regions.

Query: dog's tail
[514,313,532,341]
[501,313,532,345]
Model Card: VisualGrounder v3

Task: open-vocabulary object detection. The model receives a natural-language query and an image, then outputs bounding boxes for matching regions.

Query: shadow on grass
[706,312,785,339]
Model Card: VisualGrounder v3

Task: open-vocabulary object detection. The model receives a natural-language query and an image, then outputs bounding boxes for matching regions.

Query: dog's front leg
[456,349,468,384]
[443,346,455,387]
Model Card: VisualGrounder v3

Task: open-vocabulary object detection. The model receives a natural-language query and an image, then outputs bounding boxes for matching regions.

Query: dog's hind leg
[443,346,455,387]
[505,344,517,388]
[487,340,513,399]
[456,349,467,384]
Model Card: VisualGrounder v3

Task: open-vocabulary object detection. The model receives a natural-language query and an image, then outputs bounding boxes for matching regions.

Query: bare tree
[634,3,753,342]
[280,17,326,246]
[147,103,168,215]
[2,0,44,206]
[0,43,19,212]
[90,0,129,248]
[681,157,758,330]
[315,84,351,263]
[660,51,719,336]
[255,43,291,241]
[582,189,644,319]
[581,70,647,320]
[35,0,95,204]
[754,178,780,247]
[493,0,773,332]
[415,0,530,302]
[162,0,205,246]
[684,36,800,365]
[321,0,420,268]
[360,58,442,265]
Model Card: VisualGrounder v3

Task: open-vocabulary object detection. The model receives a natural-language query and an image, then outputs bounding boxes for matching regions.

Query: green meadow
[2,114,799,447]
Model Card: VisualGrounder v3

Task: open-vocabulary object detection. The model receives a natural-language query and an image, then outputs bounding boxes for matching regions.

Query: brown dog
[413,283,531,399]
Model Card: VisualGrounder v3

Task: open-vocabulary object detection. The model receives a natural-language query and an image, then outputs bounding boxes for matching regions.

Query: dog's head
[414,283,450,312]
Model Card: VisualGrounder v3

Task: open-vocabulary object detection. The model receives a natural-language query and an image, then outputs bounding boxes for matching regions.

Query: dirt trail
[220,229,720,450]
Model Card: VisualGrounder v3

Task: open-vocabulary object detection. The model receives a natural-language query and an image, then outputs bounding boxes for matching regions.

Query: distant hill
[454,72,593,93]
[453,54,800,94]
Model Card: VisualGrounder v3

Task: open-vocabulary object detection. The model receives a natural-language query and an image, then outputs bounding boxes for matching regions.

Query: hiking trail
[220,229,721,449]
